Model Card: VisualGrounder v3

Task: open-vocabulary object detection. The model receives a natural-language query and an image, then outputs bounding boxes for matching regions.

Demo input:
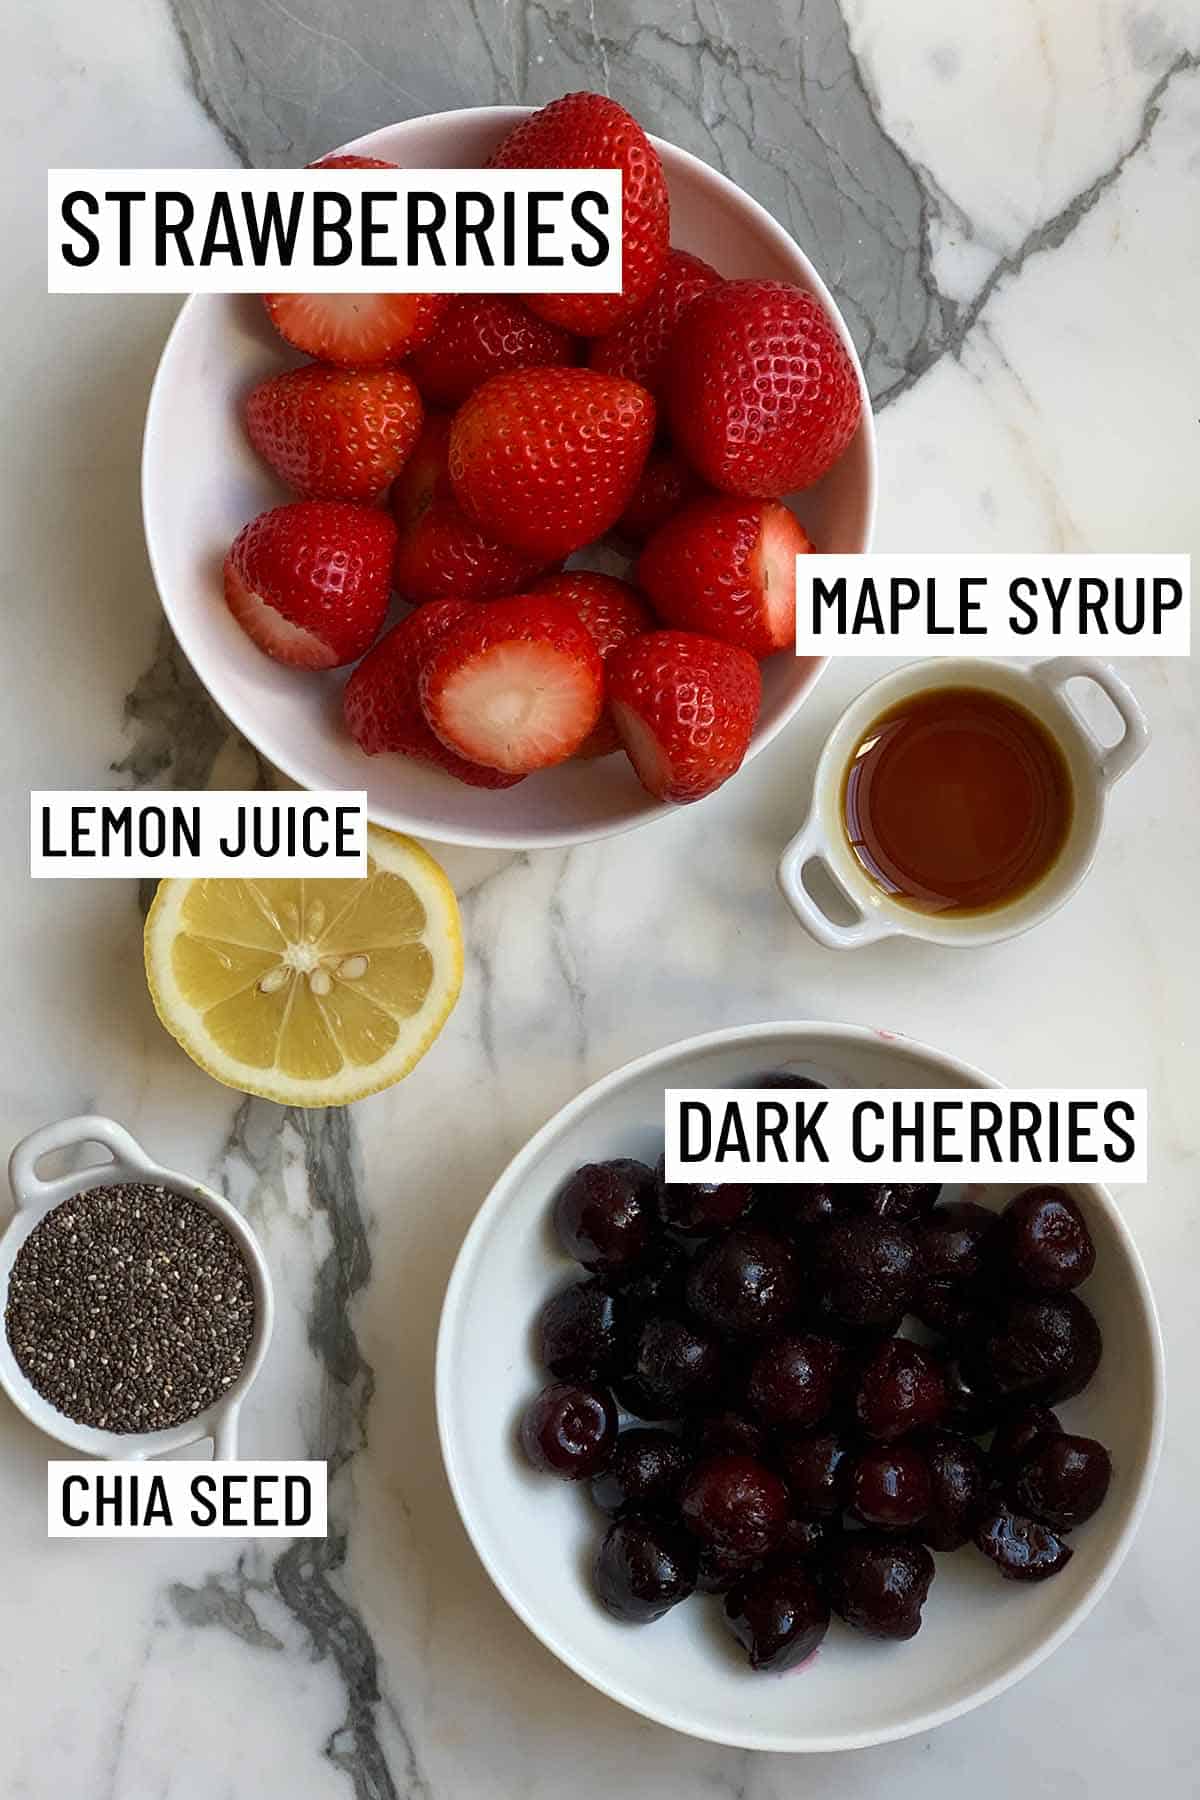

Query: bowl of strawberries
[142,95,875,848]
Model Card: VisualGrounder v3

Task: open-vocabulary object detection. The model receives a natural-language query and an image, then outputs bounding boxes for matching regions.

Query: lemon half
[145,828,463,1106]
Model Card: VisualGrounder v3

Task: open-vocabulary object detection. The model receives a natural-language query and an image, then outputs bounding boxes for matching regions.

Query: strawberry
[244,364,424,503]
[419,595,604,774]
[615,445,707,544]
[533,572,653,756]
[223,500,396,669]
[608,631,761,804]
[391,415,553,602]
[589,248,720,394]
[263,156,449,368]
[449,367,655,559]
[636,497,813,657]
[406,295,577,409]
[488,92,669,336]
[665,280,862,496]
[343,600,523,787]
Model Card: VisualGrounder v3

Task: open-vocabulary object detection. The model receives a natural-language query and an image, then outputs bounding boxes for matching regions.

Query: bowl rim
[140,104,877,851]
[434,1018,1165,1752]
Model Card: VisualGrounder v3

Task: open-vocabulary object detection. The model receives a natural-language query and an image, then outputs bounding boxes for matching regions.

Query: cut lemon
[144,828,463,1106]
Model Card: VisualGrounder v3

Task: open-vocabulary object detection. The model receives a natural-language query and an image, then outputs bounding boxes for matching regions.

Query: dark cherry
[777,1429,851,1517]
[519,1381,617,1480]
[845,1443,932,1528]
[759,1182,860,1236]
[686,1227,802,1339]
[687,1409,767,1462]
[747,1334,844,1429]
[1013,1434,1112,1531]
[860,1182,941,1224]
[655,1155,755,1237]
[975,1510,1073,1581]
[942,1352,1003,1435]
[918,1201,999,1286]
[990,1404,1062,1478]
[615,1314,723,1419]
[590,1428,691,1518]
[919,1430,991,1550]
[725,1563,830,1671]
[554,1159,657,1275]
[752,1071,828,1089]
[997,1186,1096,1293]
[811,1219,917,1330]
[774,1515,837,1561]
[680,1453,790,1558]
[695,1545,761,1594]
[827,1535,936,1640]
[854,1339,947,1441]
[974,1294,1102,1404]
[594,1516,697,1621]
[910,1280,987,1338]
[612,1242,688,1312]
[538,1279,622,1381]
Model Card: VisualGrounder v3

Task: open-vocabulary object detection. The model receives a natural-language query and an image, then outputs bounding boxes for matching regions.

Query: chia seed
[5,1180,255,1434]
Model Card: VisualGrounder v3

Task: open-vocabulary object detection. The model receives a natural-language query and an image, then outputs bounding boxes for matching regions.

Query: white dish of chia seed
[0,1114,273,1460]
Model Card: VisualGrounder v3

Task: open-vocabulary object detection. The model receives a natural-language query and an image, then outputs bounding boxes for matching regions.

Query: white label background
[794,553,1190,656]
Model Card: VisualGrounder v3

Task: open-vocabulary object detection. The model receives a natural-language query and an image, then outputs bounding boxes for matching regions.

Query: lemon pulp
[144,829,462,1106]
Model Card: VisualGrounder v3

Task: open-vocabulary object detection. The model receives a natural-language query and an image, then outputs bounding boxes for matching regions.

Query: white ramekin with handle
[778,656,1150,950]
[0,1115,273,1459]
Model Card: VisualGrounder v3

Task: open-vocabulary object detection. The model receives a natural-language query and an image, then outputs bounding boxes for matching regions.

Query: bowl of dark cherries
[437,1023,1163,1752]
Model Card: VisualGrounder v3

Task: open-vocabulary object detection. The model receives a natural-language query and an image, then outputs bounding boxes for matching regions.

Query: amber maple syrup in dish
[841,686,1074,915]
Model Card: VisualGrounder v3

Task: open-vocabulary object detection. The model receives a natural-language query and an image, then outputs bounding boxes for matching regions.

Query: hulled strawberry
[406,295,577,409]
[391,415,553,602]
[263,156,449,367]
[608,630,761,804]
[589,248,720,394]
[343,600,523,786]
[636,496,812,657]
[615,445,707,544]
[244,364,424,503]
[419,595,604,774]
[223,500,396,669]
[488,92,669,335]
[665,279,862,496]
[533,572,653,756]
[449,367,655,559]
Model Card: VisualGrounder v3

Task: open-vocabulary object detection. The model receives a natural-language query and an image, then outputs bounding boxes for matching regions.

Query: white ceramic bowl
[436,1022,1163,1752]
[142,107,876,850]
[0,1115,273,1460]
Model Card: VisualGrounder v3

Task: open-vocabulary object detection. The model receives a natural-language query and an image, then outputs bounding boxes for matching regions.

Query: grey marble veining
[165,0,949,403]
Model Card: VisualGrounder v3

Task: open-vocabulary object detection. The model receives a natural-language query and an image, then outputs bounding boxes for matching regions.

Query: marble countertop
[3,1,1199,1794]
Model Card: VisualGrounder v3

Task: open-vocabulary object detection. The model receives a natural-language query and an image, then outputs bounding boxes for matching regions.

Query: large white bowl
[142,108,876,850]
[436,1022,1163,1752]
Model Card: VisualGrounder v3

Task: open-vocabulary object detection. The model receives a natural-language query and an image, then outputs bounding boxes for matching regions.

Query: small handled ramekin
[778,656,1150,950]
[1,1115,273,1459]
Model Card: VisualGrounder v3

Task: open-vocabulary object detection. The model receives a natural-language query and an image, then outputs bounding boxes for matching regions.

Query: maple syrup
[841,686,1073,915]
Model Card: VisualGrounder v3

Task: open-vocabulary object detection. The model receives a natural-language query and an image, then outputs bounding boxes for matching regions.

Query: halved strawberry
[614,445,707,545]
[449,367,656,559]
[244,364,424,502]
[262,156,449,367]
[419,595,604,774]
[406,295,577,409]
[488,92,669,335]
[608,630,762,804]
[223,500,396,669]
[589,248,721,394]
[343,600,523,787]
[532,572,654,756]
[636,497,812,657]
[391,415,553,602]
